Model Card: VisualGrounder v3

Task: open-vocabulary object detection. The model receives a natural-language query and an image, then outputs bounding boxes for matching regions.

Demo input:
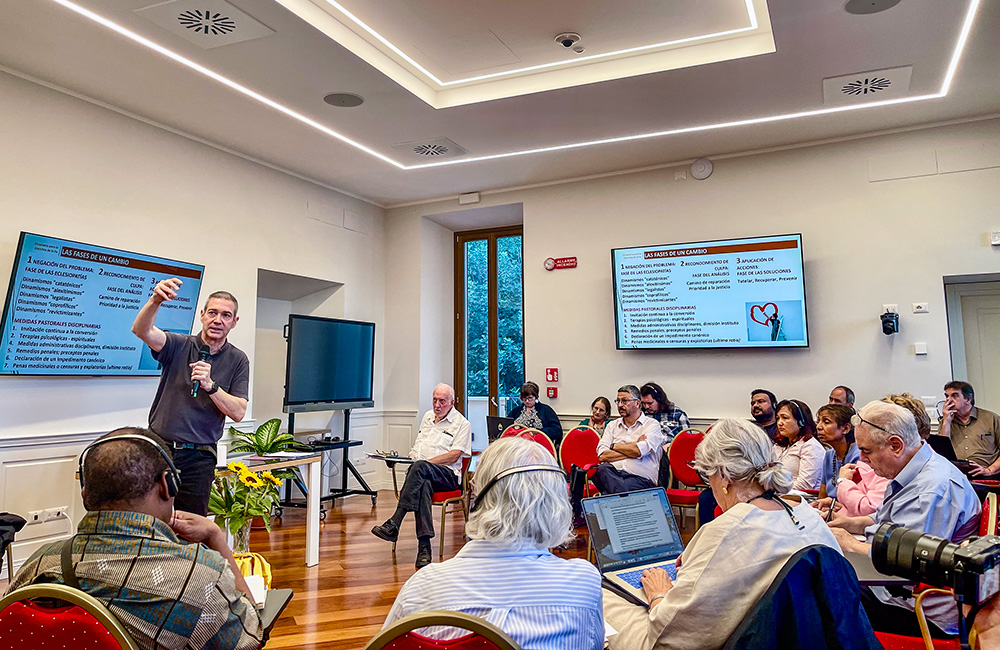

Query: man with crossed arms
[592,384,666,494]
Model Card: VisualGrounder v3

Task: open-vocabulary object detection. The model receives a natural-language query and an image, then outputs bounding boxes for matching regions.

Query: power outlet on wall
[882,304,898,314]
[43,506,68,521]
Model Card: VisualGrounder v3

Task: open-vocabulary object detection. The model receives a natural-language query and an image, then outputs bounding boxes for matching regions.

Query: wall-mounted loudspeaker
[691,158,714,180]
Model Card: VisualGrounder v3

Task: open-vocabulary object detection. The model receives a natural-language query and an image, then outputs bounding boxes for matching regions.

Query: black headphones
[470,464,567,513]
[79,434,181,498]
[789,400,806,428]
[641,383,668,410]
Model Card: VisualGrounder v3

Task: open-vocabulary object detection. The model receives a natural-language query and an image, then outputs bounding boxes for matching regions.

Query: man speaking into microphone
[132,278,249,515]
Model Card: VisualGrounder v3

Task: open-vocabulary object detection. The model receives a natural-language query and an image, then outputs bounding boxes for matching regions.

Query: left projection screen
[0,232,204,375]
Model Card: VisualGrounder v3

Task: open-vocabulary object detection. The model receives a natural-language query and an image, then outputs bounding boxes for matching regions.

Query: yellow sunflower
[239,472,265,488]
[228,461,249,474]
[261,471,282,487]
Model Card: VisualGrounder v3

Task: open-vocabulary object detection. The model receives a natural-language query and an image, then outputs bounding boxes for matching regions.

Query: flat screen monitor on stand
[281,315,378,507]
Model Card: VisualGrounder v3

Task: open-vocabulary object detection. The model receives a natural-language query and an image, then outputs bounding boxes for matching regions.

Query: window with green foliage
[464,235,523,400]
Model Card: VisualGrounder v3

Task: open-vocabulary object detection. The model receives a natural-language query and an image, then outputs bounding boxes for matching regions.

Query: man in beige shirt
[939,380,1000,477]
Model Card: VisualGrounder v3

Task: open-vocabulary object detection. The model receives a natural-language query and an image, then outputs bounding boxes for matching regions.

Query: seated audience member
[372,383,472,569]
[6,427,262,650]
[697,388,781,526]
[817,394,927,517]
[579,395,612,434]
[640,382,692,488]
[750,388,779,441]
[592,385,665,494]
[826,401,981,638]
[774,399,825,491]
[884,392,932,440]
[829,385,856,408]
[939,380,1000,477]
[506,381,564,446]
[640,382,690,444]
[604,419,841,650]
[816,404,859,499]
[383,437,603,650]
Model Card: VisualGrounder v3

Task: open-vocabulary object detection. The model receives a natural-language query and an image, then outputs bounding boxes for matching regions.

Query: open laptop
[927,435,976,473]
[583,488,685,606]
[485,416,515,441]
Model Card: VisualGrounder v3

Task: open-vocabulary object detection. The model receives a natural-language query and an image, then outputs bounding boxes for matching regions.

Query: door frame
[453,225,524,416]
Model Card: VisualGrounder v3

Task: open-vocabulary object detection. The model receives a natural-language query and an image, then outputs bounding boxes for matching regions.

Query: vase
[232,521,252,554]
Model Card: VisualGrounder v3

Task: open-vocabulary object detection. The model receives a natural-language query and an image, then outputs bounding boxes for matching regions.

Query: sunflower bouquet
[209,462,283,543]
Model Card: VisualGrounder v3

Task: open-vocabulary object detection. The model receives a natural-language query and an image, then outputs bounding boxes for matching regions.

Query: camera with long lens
[872,523,1000,606]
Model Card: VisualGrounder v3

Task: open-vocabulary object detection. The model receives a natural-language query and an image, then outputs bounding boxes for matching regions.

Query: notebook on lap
[583,488,685,607]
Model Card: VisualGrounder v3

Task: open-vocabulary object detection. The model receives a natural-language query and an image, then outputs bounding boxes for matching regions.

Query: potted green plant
[209,462,283,552]
[227,418,297,529]
[228,418,295,455]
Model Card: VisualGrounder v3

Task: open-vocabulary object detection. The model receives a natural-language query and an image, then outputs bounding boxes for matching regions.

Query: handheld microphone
[192,344,210,397]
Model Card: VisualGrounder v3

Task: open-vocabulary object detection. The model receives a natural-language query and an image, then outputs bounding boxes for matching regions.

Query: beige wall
[0,70,386,439]
[385,118,1000,421]
[0,70,387,570]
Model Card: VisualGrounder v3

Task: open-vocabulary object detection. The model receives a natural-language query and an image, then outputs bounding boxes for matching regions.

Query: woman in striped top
[382,437,604,650]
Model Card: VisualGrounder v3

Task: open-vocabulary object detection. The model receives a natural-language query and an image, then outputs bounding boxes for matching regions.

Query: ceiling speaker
[691,158,713,180]
[844,0,902,15]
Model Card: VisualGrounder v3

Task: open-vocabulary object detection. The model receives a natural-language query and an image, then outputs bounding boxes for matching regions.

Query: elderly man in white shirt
[592,384,666,494]
[371,383,472,569]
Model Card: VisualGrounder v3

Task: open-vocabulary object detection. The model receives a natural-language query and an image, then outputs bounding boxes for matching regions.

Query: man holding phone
[939,381,1000,477]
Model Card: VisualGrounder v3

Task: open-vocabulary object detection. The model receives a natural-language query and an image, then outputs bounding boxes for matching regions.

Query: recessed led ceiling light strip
[46,0,983,172]
[317,0,759,87]
[49,0,405,169]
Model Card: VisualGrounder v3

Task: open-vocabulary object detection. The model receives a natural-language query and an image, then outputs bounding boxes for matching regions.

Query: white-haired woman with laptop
[382,436,603,650]
[603,418,840,650]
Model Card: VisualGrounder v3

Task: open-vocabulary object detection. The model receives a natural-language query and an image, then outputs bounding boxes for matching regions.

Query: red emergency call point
[547,386,558,399]
[545,367,559,382]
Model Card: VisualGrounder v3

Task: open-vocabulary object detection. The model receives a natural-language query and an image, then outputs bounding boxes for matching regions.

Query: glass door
[455,226,524,451]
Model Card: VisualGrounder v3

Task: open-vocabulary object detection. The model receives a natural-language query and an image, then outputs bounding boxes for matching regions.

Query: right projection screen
[611,234,808,350]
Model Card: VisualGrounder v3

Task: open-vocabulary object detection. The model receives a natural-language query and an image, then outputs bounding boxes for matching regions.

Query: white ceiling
[1,0,997,206]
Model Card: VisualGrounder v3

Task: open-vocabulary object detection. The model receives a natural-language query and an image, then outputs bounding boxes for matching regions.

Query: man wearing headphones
[750,388,779,441]
[6,428,263,650]
[132,277,250,516]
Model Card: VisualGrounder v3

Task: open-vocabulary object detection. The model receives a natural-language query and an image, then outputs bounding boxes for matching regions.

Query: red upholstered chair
[559,426,600,498]
[980,492,998,536]
[870,586,965,650]
[517,428,556,457]
[393,455,472,558]
[664,428,705,529]
[0,583,138,650]
[500,424,527,438]
[364,610,521,650]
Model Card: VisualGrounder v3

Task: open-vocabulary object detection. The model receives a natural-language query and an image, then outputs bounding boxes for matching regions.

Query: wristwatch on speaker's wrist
[204,382,220,395]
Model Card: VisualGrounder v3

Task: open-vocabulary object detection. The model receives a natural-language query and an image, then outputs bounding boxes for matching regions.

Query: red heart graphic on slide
[750,303,779,326]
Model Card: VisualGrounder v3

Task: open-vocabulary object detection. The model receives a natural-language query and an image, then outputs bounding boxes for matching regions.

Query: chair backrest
[559,426,600,472]
[981,492,997,536]
[518,429,555,457]
[500,424,527,438]
[667,428,705,488]
[365,610,522,650]
[0,583,139,650]
[721,545,881,650]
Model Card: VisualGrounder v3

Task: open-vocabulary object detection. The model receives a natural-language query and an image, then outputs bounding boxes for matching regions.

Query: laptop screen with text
[583,488,684,573]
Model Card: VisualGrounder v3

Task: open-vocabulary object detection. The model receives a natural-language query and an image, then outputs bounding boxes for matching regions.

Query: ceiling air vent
[178,10,237,36]
[822,66,912,106]
[391,137,469,162]
[136,0,274,50]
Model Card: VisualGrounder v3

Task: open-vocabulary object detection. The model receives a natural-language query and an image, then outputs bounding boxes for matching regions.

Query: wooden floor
[262,489,601,650]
